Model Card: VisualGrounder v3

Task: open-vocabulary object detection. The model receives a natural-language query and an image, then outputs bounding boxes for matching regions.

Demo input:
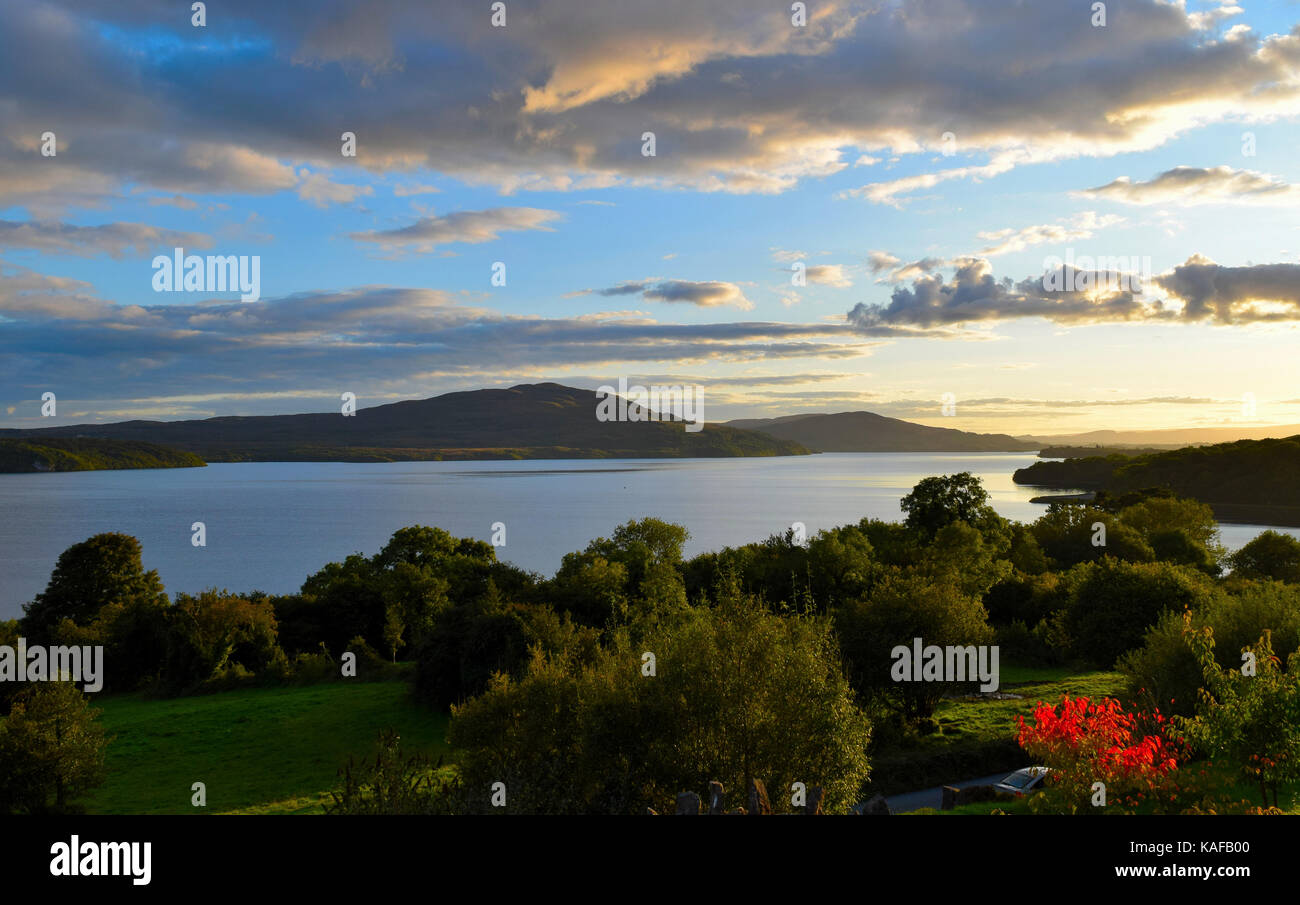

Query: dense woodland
[0,438,206,473]
[3,474,1300,814]
[1015,435,1300,509]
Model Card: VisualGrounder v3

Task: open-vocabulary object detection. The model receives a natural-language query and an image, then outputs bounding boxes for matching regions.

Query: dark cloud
[848,258,1160,329]
[848,255,1300,329]
[0,276,871,421]
[1155,255,1300,322]
[587,279,753,309]
[3,1,1298,208]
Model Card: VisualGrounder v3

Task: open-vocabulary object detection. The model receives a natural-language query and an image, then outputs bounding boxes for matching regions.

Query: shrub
[449,583,872,814]
[1017,695,1180,814]
[1063,559,1213,667]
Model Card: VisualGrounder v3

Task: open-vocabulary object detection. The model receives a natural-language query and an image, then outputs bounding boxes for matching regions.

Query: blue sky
[3,0,1300,435]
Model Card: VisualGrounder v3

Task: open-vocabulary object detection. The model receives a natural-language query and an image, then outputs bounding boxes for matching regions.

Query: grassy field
[869,668,1127,795]
[85,681,450,815]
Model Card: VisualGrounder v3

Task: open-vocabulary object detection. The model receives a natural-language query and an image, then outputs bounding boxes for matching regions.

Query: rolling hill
[725,411,1039,452]
[1013,435,1300,525]
[0,383,809,462]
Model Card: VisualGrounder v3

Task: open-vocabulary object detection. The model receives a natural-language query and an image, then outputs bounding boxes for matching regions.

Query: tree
[899,473,999,536]
[21,533,168,644]
[449,580,872,814]
[163,589,280,692]
[1030,504,1153,569]
[835,573,995,719]
[1064,558,1213,667]
[382,603,405,663]
[582,518,689,590]
[0,682,109,814]
[1230,531,1300,584]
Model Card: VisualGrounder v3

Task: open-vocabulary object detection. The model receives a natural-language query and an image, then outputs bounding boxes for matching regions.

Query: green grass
[932,670,1128,744]
[998,663,1077,685]
[869,668,1128,795]
[85,681,449,815]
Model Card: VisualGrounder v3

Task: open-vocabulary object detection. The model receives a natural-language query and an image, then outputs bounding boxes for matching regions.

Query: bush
[1122,581,1300,716]
[1063,559,1214,667]
[835,573,994,719]
[449,582,872,814]
[326,730,458,815]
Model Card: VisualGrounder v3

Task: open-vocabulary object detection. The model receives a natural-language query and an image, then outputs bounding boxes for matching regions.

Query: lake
[1,452,1295,619]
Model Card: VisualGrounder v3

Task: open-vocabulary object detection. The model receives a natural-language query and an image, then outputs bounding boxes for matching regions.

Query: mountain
[724,411,1039,452]
[1013,435,1300,525]
[1020,424,1300,446]
[0,383,809,462]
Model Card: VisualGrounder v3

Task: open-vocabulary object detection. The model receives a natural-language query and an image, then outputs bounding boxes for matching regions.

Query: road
[884,772,1013,813]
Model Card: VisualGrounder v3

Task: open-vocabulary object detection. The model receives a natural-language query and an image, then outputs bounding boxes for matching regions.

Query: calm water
[1,453,1294,619]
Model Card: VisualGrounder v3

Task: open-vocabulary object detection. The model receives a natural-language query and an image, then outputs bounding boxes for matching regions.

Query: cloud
[349,207,563,251]
[392,183,440,197]
[867,251,901,274]
[0,275,874,419]
[1078,166,1299,206]
[585,278,754,310]
[296,169,375,207]
[841,156,1023,207]
[4,0,1300,205]
[848,255,1300,330]
[1154,255,1300,323]
[876,257,947,284]
[848,258,1166,330]
[803,264,853,288]
[957,396,1221,408]
[0,220,213,258]
[976,212,1125,257]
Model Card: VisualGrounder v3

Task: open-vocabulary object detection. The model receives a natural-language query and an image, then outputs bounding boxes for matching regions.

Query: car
[994,766,1050,796]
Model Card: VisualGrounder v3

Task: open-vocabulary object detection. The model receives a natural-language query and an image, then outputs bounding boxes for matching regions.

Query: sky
[2,0,1300,437]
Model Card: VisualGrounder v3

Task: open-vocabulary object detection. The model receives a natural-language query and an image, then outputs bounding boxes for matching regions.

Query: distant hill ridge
[0,383,809,462]
[1013,434,1300,526]
[725,410,1038,452]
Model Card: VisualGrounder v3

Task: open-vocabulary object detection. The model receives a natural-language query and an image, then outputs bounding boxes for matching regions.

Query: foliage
[900,472,1001,536]
[162,589,281,694]
[448,581,872,814]
[1063,558,1214,667]
[1030,504,1153,569]
[1016,695,1180,814]
[1174,618,1300,808]
[1230,530,1300,583]
[21,533,169,645]
[1120,581,1300,716]
[0,681,109,814]
[325,729,458,815]
[0,437,205,473]
[836,572,995,719]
